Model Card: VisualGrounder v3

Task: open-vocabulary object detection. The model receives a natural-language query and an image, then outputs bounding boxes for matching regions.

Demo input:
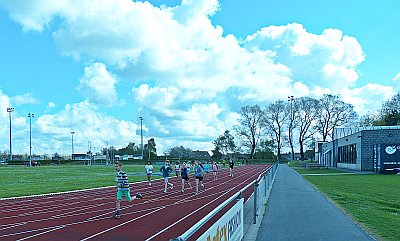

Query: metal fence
[253,162,278,224]
[170,162,278,241]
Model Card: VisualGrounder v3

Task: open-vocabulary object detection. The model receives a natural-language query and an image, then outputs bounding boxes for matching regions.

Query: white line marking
[80,207,166,241]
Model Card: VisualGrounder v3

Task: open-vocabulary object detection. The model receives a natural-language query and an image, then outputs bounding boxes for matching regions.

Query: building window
[338,144,357,164]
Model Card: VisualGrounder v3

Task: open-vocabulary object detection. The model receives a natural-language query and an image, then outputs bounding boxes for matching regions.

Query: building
[192,150,211,160]
[319,126,400,173]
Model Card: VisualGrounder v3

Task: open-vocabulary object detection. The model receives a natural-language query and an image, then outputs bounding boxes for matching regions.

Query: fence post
[253,181,259,224]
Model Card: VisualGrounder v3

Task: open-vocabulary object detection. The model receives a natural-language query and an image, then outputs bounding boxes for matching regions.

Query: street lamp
[88,140,92,165]
[28,113,34,166]
[7,107,14,162]
[140,116,144,160]
[288,96,295,161]
[71,131,75,160]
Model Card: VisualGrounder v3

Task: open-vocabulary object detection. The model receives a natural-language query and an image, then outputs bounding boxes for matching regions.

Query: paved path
[256,164,377,241]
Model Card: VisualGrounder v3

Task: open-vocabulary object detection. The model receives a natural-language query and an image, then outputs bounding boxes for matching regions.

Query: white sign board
[197,198,244,241]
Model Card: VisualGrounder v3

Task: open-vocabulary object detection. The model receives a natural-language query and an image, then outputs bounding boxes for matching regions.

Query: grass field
[294,167,400,241]
[0,164,162,198]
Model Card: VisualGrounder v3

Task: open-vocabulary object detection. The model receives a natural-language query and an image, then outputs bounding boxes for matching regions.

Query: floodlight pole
[71,131,75,160]
[7,107,14,162]
[140,116,144,160]
[287,95,295,161]
[28,113,34,166]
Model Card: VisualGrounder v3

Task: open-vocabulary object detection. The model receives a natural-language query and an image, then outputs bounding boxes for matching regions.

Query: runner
[114,161,142,218]
[229,159,234,177]
[160,160,173,193]
[194,161,205,194]
[180,162,192,192]
[203,161,210,180]
[212,161,218,180]
[145,161,153,186]
[174,161,181,177]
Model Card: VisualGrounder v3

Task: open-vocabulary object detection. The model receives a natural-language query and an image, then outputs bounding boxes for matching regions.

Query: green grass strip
[296,168,400,241]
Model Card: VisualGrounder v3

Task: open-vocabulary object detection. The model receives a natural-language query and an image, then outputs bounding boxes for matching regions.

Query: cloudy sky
[0,0,399,156]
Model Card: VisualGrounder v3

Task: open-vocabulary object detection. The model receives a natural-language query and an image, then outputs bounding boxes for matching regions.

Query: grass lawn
[296,168,400,241]
[0,164,162,198]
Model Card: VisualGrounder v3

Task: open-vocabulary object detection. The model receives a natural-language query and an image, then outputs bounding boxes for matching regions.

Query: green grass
[296,168,400,241]
[293,167,349,175]
[0,164,162,198]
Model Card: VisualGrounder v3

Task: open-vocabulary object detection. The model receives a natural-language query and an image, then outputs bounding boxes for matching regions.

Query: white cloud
[393,73,400,81]
[11,93,40,106]
[1,0,397,154]
[35,101,137,154]
[244,23,365,91]
[341,84,395,116]
[77,63,118,107]
[47,102,56,108]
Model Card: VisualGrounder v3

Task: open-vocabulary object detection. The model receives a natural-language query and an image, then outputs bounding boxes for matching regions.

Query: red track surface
[0,164,271,241]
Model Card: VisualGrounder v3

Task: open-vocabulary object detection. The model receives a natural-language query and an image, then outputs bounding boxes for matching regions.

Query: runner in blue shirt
[160,161,173,193]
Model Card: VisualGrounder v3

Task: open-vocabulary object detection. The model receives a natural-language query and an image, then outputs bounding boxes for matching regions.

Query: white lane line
[80,206,166,241]
[17,225,66,241]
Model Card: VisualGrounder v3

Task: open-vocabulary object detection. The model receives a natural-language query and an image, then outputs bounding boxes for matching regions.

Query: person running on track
[212,161,218,180]
[160,160,173,193]
[180,162,192,192]
[145,161,153,186]
[194,161,205,194]
[174,162,181,177]
[203,161,210,180]
[229,159,234,177]
[114,161,142,218]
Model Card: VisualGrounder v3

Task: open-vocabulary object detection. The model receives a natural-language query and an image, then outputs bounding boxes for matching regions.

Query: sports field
[295,167,400,241]
[0,164,271,240]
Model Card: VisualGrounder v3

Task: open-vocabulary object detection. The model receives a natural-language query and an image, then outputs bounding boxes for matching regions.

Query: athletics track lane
[0,164,271,241]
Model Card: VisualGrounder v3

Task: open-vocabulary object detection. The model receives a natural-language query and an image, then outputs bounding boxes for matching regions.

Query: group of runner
[150,160,223,194]
[114,159,235,218]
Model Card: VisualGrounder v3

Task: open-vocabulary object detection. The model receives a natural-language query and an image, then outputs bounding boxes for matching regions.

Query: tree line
[214,92,400,162]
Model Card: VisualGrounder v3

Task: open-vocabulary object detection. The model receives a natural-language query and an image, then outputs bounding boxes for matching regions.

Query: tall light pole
[288,95,295,161]
[71,131,75,160]
[88,140,92,165]
[7,107,14,162]
[140,116,144,160]
[28,113,34,166]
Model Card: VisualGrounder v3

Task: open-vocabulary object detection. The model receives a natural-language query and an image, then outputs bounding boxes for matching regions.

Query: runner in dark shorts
[181,162,192,192]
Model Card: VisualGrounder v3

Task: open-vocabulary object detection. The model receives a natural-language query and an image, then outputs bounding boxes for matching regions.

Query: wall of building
[320,129,400,172]
[361,129,400,171]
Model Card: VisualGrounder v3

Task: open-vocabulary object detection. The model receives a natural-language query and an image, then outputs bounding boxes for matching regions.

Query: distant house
[72,153,90,161]
[192,150,211,160]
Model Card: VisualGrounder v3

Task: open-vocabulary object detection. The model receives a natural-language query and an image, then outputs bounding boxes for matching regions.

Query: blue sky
[0,0,399,156]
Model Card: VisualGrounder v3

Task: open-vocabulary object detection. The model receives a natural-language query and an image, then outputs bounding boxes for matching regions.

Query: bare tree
[316,94,357,141]
[297,97,319,161]
[233,105,266,159]
[263,100,289,162]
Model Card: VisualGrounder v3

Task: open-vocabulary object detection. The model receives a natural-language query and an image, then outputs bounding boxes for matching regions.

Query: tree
[233,105,266,159]
[316,94,357,141]
[116,142,140,155]
[254,139,275,160]
[168,146,193,159]
[213,130,236,159]
[297,97,319,161]
[144,138,157,160]
[263,100,289,162]
[359,93,400,126]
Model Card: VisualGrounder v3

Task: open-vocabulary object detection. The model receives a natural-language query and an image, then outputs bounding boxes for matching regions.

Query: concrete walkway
[255,164,377,241]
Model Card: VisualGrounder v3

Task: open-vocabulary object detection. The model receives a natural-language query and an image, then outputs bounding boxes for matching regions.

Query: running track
[0,164,271,241]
